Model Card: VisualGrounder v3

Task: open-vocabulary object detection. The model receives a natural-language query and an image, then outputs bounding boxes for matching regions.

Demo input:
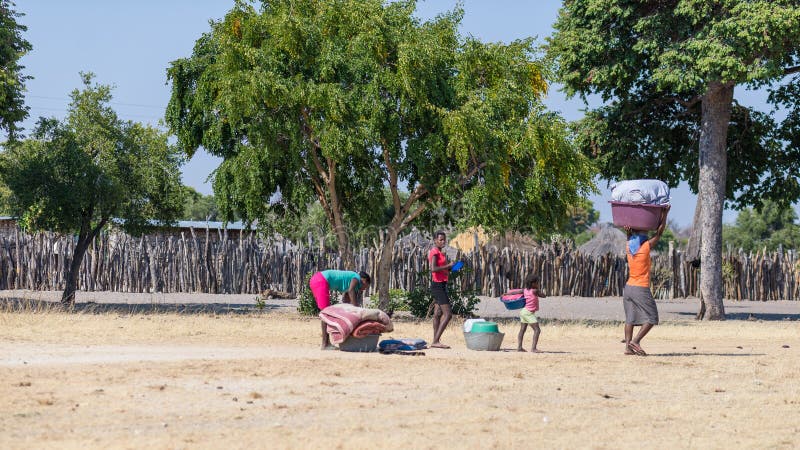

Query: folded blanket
[320,303,394,345]
[610,179,670,204]
[352,320,388,338]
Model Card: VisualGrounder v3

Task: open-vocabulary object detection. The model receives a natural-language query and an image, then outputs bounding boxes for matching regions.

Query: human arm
[344,278,362,307]
[535,288,547,299]
[648,204,671,248]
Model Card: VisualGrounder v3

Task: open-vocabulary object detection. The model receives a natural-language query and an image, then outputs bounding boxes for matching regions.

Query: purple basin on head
[609,201,668,231]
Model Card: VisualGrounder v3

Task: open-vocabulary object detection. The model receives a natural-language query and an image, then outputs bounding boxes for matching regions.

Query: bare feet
[530,349,542,353]
[431,343,451,349]
[517,348,527,352]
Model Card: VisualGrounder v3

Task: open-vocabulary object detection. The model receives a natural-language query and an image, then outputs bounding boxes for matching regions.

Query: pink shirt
[523,288,539,313]
[428,247,449,283]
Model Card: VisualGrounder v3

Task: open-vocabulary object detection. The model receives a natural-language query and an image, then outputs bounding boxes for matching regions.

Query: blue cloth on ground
[628,234,648,255]
[379,338,427,351]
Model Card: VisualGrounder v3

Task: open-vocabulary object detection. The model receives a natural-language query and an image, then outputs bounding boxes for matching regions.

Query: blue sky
[14,0,785,228]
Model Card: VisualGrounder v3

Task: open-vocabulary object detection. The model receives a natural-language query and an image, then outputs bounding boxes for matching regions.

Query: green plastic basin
[470,322,499,333]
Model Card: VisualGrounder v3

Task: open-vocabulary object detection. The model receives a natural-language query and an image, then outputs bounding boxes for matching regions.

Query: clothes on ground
[321,270,361,292]
[430,281,450,305]
[519,308,539,324]
[628,233,648,255]
[379,338,428,351]
[623,284,659,325]
[523,288,540,313]
[319,303,393,345]
[428,247,449,282]
[610,179,670,204]
[626,240,652,287]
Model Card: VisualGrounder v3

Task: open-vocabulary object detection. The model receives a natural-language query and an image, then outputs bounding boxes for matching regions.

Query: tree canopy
[167,0,596,305]
[723,200,800,253]
[549,0,800,319]
[0,0,32,140]
[0,73,185,303]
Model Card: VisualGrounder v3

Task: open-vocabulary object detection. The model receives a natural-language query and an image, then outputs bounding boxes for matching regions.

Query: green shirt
[321,270,361,292]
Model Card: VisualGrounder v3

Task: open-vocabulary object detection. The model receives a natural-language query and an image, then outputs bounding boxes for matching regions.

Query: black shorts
[430,281,450,305]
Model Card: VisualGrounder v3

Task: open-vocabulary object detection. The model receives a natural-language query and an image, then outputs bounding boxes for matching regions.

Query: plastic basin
[464,331,504,351]
[339,334,379,352]
[469,321,499,333]
[609,201,668,230]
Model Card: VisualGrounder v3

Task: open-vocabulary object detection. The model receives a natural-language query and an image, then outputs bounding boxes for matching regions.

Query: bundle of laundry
[319,303,394,345]
[610,179,671,205]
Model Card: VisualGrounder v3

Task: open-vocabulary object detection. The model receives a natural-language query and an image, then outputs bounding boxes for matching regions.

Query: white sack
[610,179,671,204]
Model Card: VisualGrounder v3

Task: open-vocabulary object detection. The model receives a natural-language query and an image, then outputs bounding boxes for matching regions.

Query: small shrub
[296,272,340,316]
[366,288,409,312]
[405,268,479,319]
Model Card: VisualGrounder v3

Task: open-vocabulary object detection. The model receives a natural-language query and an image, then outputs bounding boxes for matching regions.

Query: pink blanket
[352,321,388,338]
[319,304,393,345]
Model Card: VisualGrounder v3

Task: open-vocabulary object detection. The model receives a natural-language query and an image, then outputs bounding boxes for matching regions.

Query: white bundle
[610,179,670,204]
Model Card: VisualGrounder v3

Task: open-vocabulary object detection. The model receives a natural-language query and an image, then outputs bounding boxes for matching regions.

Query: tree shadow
[649,352,766,357]
[0,298,285,315]
[675,312,800,321]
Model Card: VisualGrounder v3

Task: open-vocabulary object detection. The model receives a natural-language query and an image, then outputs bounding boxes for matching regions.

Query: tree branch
[381,139,402,214]
[784,65,800,76]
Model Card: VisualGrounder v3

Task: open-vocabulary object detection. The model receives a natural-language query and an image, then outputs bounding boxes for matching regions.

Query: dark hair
[525,273,539,289]
[434,230,446,240]
[359,271,371,284]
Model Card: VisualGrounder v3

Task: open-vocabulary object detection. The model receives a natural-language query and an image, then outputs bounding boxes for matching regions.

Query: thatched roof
[578,225,626,257]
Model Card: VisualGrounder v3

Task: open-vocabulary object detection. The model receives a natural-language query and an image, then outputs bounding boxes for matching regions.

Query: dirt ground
[1,298,799,449]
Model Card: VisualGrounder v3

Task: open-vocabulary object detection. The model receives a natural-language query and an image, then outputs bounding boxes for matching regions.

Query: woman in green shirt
[309,270,371,349]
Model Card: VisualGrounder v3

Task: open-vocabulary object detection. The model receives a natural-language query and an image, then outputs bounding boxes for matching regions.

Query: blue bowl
[502,298,526,310]
[451,261,464,272]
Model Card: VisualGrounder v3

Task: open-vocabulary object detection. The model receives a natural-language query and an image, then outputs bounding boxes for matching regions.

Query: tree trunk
[61,235,92,306]
[376,224,400,313]
[697,81,734,320]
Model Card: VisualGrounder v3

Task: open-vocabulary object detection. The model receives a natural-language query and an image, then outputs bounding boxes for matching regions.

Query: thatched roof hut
[578,225,626,257]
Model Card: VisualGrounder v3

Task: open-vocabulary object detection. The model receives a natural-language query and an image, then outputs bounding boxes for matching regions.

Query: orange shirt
[626,240,651,287]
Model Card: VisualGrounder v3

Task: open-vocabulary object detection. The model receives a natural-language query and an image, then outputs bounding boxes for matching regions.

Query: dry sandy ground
[1,308,799,449]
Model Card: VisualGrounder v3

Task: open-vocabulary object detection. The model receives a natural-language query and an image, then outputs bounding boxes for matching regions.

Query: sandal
[627,342,647,356]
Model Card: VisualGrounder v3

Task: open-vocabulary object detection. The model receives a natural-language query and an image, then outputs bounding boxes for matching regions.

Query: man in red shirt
[429,230,455,348]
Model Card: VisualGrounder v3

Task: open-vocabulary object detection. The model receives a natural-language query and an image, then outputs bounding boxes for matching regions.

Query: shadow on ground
[675,312,800,321]
[0,298,285,315]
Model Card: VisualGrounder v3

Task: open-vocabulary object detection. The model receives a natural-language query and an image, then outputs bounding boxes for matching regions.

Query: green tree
[167,0,596,308]
[723,200,800,252]
[0,73,185,304]
[0,0,31,140]
[549,1,800,319]
[182,186,222,221]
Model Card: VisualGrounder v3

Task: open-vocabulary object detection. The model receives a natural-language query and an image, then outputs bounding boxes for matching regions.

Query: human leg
[309,272,331,310]
[517,323,527,351]
[530,323,541,352]
[320,320,335,350]
[624,323,635,354]
[432,304,452,348]
[432,304,442,342]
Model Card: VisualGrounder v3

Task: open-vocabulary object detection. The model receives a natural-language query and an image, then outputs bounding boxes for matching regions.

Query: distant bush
[406,268,479,319]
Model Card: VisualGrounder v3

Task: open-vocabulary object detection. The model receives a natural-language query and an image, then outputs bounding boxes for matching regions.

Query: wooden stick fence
[0,230,797,301]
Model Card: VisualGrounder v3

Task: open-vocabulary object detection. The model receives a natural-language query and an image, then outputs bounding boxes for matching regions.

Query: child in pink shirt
[518,274,546,352]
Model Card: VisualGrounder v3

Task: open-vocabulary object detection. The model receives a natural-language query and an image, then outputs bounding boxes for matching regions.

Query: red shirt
[428,247,449,282]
